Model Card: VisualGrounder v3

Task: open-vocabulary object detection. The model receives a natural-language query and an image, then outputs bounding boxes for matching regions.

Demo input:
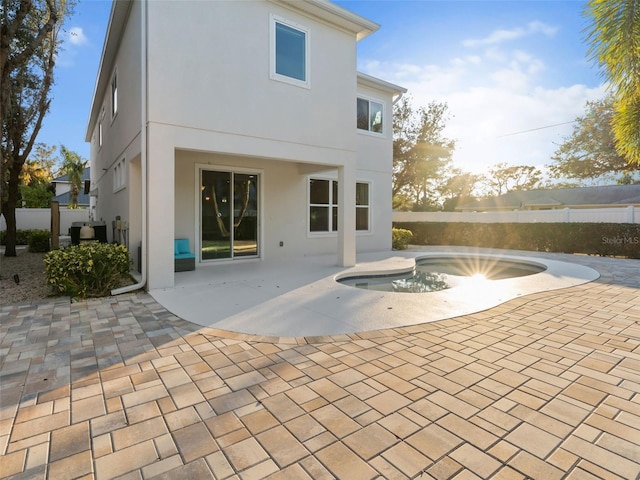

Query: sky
[38,0,606,179]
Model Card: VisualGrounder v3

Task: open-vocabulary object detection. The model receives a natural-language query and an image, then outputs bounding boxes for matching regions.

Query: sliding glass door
[200,169,259,261]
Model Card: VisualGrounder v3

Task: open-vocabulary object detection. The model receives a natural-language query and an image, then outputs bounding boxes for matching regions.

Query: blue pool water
[338,256,546,293]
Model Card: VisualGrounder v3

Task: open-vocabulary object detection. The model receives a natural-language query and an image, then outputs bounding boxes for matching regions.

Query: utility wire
[496,120,577,138]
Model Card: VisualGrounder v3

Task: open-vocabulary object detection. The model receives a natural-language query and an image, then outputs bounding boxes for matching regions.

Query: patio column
[146,125,175,289]
[337,163,356,267]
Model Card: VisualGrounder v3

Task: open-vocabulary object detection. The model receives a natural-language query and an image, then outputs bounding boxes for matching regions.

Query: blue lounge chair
[174,238,195,271]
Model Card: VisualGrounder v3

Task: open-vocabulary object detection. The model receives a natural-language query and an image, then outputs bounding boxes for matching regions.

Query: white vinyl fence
[393,206,639,224]
[1,208,90,234]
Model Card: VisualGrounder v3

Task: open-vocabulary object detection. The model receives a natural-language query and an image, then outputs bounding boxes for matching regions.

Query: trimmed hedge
[27,230,51,253]
[0,229,32,246]
[1,229,50,251]
[393,222,640,259]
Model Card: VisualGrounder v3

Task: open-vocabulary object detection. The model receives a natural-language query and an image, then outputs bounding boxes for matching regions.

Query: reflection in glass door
[233,173,258,257]
[200,169,258,261]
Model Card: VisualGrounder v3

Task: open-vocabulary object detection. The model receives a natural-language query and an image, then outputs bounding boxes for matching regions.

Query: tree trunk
[2,198,17,257]
[2,152,23,257]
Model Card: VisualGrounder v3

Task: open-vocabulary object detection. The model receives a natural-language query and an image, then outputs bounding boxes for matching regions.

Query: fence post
[627,205,635,223]
[51,201,60,249]
[563,208,570,223]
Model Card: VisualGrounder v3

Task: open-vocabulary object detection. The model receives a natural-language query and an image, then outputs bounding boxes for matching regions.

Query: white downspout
[112,0,148,295]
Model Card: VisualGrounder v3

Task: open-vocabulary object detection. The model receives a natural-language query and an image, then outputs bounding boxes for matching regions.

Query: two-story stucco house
[86,0,405,291]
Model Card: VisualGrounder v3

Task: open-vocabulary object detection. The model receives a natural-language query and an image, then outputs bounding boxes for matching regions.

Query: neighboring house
[456,184,640,212]
[51,167,91,207]
[86,0,406,290]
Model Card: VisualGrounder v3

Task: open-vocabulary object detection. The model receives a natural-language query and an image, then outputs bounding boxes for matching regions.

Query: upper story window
[111,69,118,119]
[270,15,309,88]
[113,158,126,192]
[357,98,383,134]
[308,179,370,233]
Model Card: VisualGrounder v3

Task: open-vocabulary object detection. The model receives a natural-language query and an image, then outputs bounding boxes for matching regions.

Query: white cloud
[360,55,606,177]
[463,21,558,48]
[67,27,88,46]
[358,16,600,179]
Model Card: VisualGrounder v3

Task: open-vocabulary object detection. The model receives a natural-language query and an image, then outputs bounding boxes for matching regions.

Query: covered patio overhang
[145,122,358,290]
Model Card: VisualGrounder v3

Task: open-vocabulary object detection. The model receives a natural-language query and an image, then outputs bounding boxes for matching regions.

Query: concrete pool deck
[1,247,639,479]
[150,247,600,338]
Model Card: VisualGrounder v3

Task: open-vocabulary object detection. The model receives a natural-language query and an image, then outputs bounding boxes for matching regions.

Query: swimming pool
[338,256,547,293]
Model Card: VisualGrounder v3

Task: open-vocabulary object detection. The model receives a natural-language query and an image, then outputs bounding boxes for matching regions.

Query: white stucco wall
[89,1,143,244]
[146,0,357,155]
[88,0,400,289]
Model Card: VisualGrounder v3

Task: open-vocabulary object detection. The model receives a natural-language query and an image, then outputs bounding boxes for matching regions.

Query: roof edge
[357,72,407,95]
[85,0,133,142]
[273,0,379,40]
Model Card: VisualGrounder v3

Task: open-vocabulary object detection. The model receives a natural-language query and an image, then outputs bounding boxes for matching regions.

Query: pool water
[338,256,546,293]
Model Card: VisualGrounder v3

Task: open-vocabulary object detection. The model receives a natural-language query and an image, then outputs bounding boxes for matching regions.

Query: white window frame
[307,177,371,235]
[355,181,371,233]
[194,163,264,264]
[357,96,384,136]
[111,68,118,120]
[113,157,126,193]
[270,14,310,89]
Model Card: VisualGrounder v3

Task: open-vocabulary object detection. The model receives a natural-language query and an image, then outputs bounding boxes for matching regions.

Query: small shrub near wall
[44,243,132,299]
[0,229,32,246]
[393,222,640,259]
[392,227,413,250]
[28,230,51,253]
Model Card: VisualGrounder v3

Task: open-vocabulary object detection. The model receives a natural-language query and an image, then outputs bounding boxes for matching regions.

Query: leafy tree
[1,0,73,256]
[393,97,455,211]
[20,142,58,184]
[19,180,53,207]
[480,163,543,197]
[548,97,639,183]
[440,170,482,211]
[59,145,86,209]
[17,143,58,207]
[584,0,640,165]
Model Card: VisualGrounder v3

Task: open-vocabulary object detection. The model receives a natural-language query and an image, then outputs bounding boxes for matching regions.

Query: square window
[308,179,370,233]
[310,206,329,232]
[310,179,329,204]
[271,15,309,88]
[357,98,383,134]
[276,22,305,81]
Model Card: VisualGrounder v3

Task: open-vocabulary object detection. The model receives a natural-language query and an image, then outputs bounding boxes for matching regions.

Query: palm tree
[584,0,640,165]
[60,146,87,209]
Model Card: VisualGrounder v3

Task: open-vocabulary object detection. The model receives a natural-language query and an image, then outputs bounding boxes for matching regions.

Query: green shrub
[393,222,640,259]
[44,243,131,298]
[28,230,51,253]
[392,227,413,250]
[0,229,32,245]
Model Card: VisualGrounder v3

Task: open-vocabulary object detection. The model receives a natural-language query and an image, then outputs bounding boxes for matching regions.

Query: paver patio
[1,250,639,479]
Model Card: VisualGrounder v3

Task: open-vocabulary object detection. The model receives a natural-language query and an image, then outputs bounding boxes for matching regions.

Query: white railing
[393,206,638,224]
[1,208,91,234]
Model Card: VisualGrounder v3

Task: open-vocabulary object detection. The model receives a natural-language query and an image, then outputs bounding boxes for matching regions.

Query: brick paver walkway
[1,252,639,479]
